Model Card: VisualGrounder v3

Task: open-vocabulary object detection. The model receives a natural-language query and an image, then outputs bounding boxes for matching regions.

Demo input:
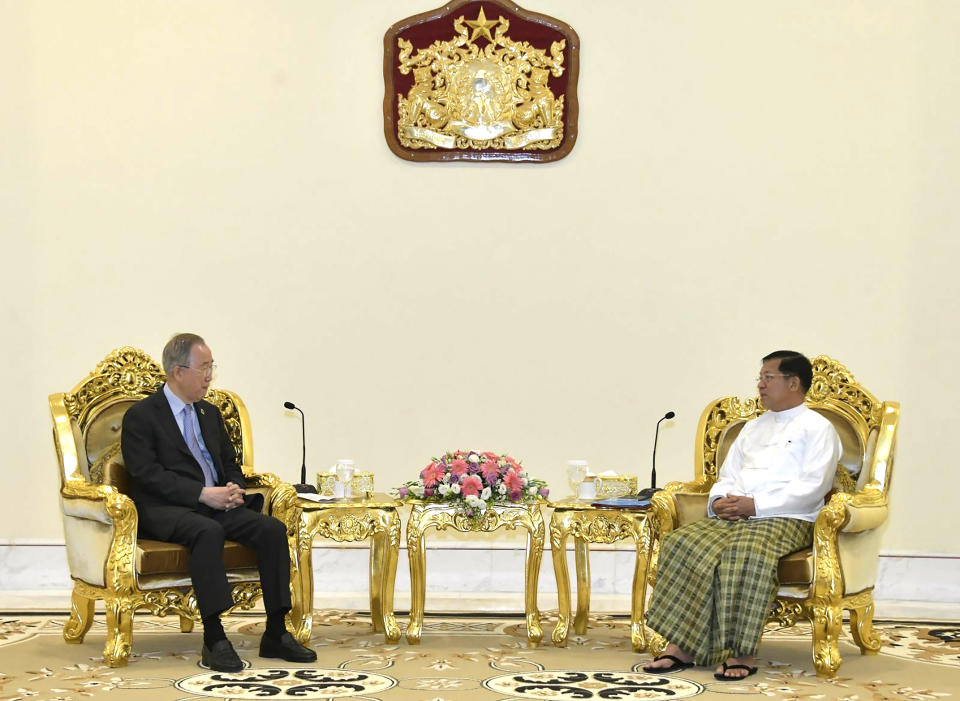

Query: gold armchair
[644,356,899,678]
[49,347,296,667]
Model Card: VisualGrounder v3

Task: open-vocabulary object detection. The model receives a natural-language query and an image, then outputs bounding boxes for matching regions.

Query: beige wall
[3,1,957,552]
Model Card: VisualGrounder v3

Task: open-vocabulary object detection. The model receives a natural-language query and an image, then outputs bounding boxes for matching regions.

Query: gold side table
[549,498,651,651]
[405,500,545,646]
[272,492,402,645]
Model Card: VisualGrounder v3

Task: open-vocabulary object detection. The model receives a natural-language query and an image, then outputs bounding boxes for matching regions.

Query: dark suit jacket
[121,386,258,540]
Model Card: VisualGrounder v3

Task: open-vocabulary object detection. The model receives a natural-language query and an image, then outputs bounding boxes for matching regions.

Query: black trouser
[163,506,291,618]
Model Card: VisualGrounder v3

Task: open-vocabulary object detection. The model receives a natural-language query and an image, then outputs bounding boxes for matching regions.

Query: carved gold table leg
[523,506,544,645]
[381,510,402,642]
[63,587,95,644]
[550,513,572,647]
[406,506,427,645]
[369,531,384,634]
[573,536,590,635]
[289,519,315,646]
[629,529,649,652]
[103,598,133,667]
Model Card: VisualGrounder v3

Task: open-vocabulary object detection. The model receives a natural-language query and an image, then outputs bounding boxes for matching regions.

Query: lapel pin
[200,408,205,415]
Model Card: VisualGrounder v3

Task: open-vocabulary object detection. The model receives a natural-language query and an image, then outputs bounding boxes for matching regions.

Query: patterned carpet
[0,611,958,700]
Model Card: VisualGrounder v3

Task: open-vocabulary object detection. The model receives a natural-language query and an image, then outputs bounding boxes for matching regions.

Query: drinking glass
[335,459,356,498]
[566,460,588,498]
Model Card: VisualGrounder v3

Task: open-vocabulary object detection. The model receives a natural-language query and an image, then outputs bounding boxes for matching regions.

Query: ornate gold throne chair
[49,347,295,667]
[644,356,899,678]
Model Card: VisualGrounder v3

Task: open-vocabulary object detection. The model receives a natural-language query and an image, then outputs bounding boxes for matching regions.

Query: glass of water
[566,460,588,498]
[335,459,356,498]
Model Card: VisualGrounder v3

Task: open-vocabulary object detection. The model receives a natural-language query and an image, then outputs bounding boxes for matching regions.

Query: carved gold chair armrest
[61,479,136,525]
[242,468,278,488]
[835,491,888,534]
[647,479,710,538]
[241,469,289,515]
[644,483,710,590]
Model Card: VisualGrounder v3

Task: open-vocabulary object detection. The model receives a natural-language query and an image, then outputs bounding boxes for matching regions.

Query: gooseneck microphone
[284,401,317,494]
[637,411,676,500]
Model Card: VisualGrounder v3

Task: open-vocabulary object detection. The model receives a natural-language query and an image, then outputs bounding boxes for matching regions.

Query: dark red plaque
[384,0,580,163]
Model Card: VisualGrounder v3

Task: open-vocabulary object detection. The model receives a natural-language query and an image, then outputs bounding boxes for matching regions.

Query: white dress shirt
[707,404,842,522]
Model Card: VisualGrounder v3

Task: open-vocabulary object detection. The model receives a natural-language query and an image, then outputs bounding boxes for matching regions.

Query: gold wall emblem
[384,0,580,163]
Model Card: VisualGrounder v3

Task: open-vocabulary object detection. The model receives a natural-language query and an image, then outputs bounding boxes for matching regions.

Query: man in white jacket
[643,351,842,681]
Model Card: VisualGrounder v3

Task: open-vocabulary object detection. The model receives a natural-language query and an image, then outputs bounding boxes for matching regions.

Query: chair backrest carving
[51,347,252,490]
[696,356,885,495]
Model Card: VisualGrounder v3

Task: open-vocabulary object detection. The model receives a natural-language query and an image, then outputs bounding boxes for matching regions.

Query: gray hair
[162,333,206,374]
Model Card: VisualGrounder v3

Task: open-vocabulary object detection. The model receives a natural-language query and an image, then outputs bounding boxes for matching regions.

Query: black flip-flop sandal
[642,654,695,673]
[713,661,759,680]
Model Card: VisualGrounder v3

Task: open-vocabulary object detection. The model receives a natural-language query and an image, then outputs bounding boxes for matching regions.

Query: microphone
[637,411,676,500]
[283,401,317,494]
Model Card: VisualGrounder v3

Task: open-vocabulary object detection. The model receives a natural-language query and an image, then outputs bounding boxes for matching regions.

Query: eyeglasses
[756,373,793,383]
[179,363,217,379]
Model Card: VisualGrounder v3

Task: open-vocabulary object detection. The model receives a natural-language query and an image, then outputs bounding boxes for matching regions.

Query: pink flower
[482,451,500,462]
[420,461,445,487]
[398,486,409,498]
[481,462,501,485]
[449,459,468,481]
[503,468,524,493]
[539,487,550,499]
[461,475,483,497]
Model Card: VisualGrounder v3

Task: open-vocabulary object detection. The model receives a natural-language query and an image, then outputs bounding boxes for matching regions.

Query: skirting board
[1,543,958,620]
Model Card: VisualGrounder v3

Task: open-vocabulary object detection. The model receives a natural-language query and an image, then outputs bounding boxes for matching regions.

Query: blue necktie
[182,405,217,487]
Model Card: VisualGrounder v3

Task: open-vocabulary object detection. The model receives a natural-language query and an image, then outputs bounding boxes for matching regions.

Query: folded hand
[713,495,756,521]
[200,482,246,511]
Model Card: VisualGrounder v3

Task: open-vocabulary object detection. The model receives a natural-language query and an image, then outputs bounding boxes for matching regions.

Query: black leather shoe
[201,639,243,672]
[259,632,317,662]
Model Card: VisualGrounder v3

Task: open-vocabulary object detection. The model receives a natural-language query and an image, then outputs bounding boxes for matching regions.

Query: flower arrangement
[396,451,549,517]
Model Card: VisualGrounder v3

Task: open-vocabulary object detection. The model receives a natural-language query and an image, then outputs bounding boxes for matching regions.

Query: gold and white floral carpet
[0,611,958,700]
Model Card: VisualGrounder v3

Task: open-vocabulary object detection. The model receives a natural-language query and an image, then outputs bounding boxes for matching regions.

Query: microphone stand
[284,402,317,494]
[637,411,675,500]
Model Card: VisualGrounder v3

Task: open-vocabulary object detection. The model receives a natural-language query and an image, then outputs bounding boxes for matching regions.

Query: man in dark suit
[121,332,316,672]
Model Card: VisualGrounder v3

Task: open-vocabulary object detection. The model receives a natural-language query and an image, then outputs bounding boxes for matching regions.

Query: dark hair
[162,333,206,374]
[762,350,813,393]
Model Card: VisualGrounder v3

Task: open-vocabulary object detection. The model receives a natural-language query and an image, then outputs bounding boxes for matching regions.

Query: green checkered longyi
[645,516,814,666]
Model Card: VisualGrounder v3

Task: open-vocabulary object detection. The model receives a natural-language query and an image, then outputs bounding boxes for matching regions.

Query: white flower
[528,486,538,496]
[465,495,482,508]
[442,473,450,483]
[521,477,529,486]
[481,487,492,500]
[497,483,507,495]
[411,484,425,497]
[450,483,461,495]
[467,454,480,464]
[438,483,450,496]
